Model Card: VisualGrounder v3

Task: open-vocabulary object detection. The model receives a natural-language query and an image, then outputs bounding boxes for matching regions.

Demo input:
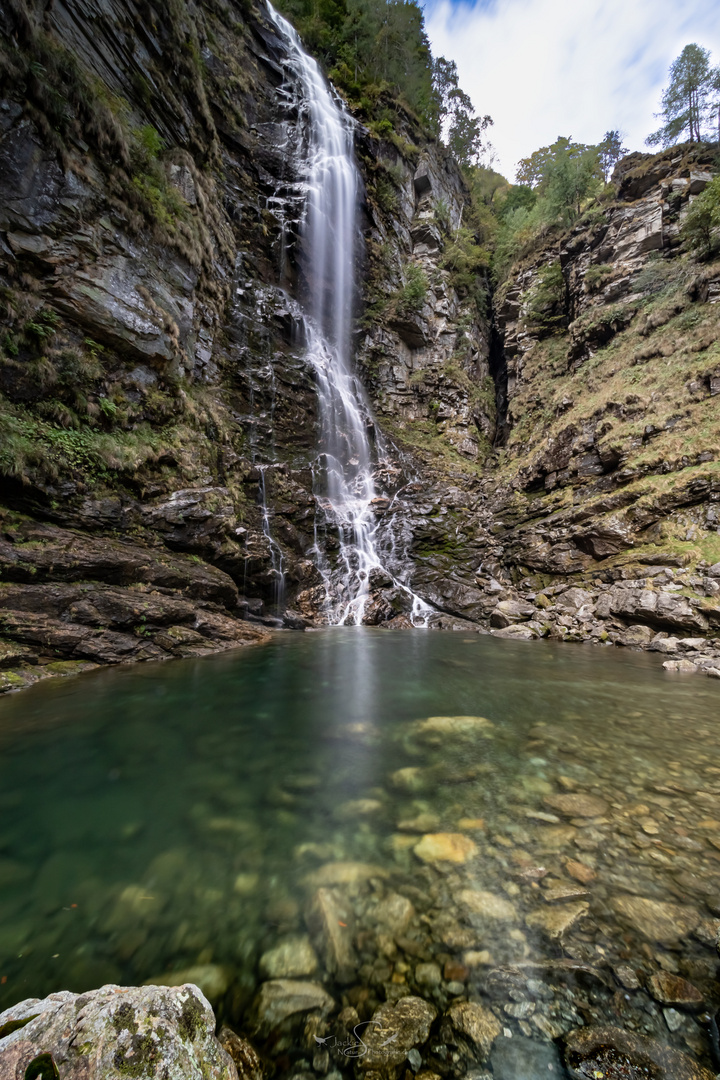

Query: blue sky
[423,0,720,180]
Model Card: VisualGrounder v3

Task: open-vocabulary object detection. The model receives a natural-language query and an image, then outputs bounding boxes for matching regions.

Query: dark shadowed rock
[218,1028,263,1080]
[564,1024,714,1080]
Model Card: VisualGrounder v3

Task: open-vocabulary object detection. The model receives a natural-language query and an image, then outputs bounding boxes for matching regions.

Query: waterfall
[267,2,432,627]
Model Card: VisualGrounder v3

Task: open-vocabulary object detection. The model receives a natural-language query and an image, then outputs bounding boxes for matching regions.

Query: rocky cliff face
[0,0,330,683]
[0,0,498,683]
[356,136,494,461]
[1,0,720,687]
[468,144,720,671]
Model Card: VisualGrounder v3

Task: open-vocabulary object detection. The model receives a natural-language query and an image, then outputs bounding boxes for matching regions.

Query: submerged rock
[0,983,237,1079]
[359,996,437,1070]
[564,1024,714,1079]
[415,962,443,988]
[447,1001,502,1060]
[259,935,319,979]
[397,811,441,833]
[611,895,700,945]
[543,793,608,817]
[306,887,357,982]
[458,889,517,921]
[490,1033,564,1078]
[334,798,383,821]
[413,833,478,865]
[302,861,390,887]
[526,900,589,938]
[647,972,704,1009]
[389,767,432,793]
[374,892,416,935]
[143,964,231,1003]
[565,859,596,884]
[411,715,493,744]
[251,979,334,1035]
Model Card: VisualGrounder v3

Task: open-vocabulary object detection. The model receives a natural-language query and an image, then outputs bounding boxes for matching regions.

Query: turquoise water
[0,630,717,1057]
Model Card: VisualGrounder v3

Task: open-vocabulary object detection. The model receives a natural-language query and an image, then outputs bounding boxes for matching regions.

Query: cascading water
[267,2,432,626]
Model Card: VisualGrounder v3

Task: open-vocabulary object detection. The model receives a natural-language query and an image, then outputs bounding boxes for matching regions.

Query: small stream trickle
[257,465,286,610]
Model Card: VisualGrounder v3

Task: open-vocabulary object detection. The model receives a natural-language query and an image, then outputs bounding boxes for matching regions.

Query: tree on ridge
[647,44,719,147]
[598,130,628,181]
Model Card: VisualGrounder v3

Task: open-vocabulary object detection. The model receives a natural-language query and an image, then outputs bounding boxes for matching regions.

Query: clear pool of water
[0,630,718,1067]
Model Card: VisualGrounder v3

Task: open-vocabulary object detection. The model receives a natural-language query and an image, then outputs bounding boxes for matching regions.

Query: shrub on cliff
[395,265,428,313]
[682,174,720,257]
[525,262,567,332]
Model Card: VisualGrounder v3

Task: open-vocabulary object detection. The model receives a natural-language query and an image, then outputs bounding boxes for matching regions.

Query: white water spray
[267,2,432,626]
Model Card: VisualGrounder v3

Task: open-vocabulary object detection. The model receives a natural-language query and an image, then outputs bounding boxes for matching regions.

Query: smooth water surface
[0,632,718,1061]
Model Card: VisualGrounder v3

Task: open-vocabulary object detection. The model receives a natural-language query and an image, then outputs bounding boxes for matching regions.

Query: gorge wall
[0,0,720,688]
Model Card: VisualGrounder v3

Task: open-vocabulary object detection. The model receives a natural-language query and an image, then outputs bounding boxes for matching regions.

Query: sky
[423,0,720,181]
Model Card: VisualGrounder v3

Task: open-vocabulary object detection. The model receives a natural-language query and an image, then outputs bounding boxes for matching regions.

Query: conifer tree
[647,44,716,147]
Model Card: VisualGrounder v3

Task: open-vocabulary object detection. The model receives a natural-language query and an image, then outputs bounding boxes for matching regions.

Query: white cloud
[424,0,720,180]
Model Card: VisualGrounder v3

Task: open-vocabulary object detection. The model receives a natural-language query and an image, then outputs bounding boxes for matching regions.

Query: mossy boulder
[0,983,238,1079]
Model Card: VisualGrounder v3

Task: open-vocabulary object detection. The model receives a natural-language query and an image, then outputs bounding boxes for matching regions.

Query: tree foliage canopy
[598,130,629,181]
[431,56,493,166]
[275,0,436,121]
[482,129,626,282]
[513,136,606,226]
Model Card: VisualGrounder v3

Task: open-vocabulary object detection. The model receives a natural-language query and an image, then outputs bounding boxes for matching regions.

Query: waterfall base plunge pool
[0,630,718,1074]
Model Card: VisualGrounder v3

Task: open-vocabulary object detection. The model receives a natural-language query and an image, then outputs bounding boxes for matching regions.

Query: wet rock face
[0,0,331,642]
[356,133,494,461]
[0,0,718,661]
[0,983,238,1080]
[0,0,496,645]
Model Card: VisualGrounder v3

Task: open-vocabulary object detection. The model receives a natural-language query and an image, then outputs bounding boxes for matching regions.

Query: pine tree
[647,44,716,147]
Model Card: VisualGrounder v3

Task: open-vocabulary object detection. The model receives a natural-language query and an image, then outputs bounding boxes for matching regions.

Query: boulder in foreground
[0,983,237,1080]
